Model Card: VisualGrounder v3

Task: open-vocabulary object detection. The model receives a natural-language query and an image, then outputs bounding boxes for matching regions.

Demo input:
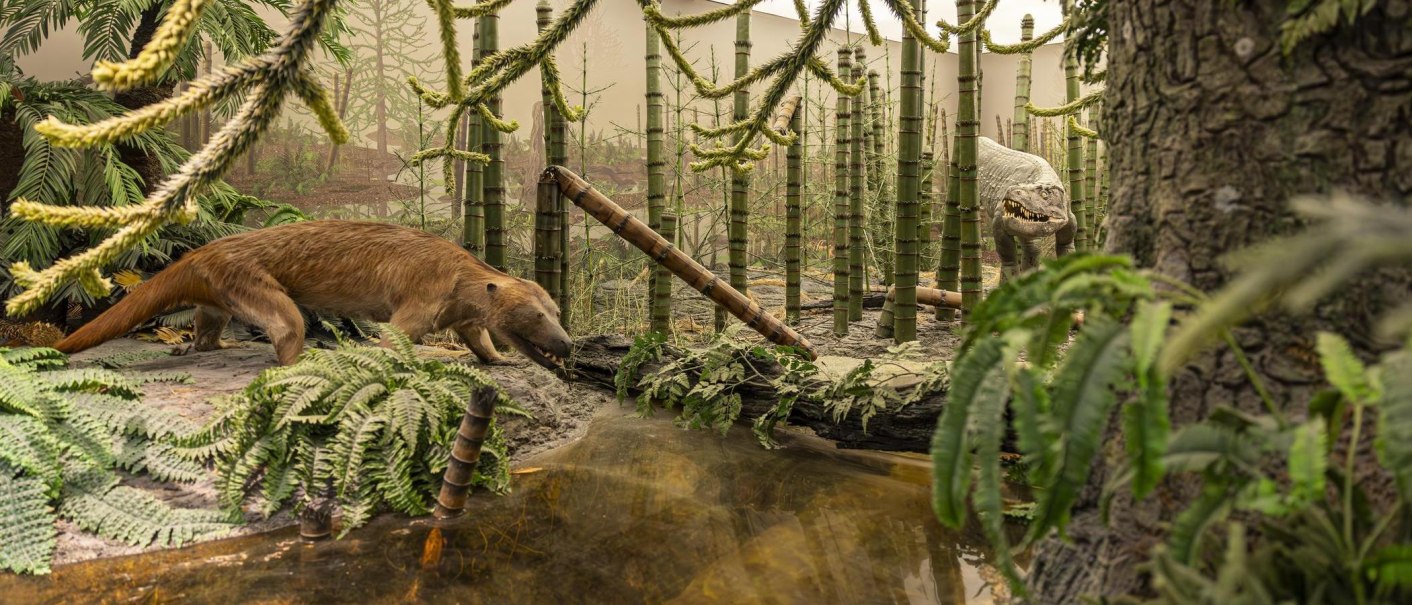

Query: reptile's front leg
[1020,238,1043,272]
[1055,216,1077,257]
[994,218,1019,282]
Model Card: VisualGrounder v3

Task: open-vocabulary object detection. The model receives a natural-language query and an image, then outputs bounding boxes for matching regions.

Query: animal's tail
[56,258,208,355]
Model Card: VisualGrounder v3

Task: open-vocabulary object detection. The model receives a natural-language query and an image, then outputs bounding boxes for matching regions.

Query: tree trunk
[1028,1,1412,601]
[849,47,867,323]
[729,12,752,319]
[113,2,174,193]
[832,48,852,337]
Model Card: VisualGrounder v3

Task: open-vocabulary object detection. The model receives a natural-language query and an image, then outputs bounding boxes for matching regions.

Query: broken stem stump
[433,384,499,519]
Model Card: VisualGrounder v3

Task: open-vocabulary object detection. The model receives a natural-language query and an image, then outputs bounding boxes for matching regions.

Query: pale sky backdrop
[747,0,1065,46]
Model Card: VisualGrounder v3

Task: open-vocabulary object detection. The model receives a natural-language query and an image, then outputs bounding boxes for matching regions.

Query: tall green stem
[848,46,866,322]
[463,30,484,255]
[480,12,506,270]
[1085,105,1100,247]
[957,0,982,316]
[1062,0,1087,253]
[728,11,751,317]
[646,18,669,334]
[832,47,851,337]
[890,0,924,342]
[785,97,802,325]
[1012,13,1034,152]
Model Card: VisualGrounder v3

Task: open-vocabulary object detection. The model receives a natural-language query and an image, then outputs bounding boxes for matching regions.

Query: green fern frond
[60,470,231,548]
[1,347,66,369]
[0,466,57,575]
[113,439,207,484]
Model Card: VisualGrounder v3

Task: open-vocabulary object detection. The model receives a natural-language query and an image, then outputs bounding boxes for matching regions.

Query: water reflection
[3,409,1019,604]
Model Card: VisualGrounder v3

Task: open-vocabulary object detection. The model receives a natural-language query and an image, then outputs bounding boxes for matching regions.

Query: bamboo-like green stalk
[832,47,851,337]
[463,29,484,254]
[785,96,803,325]
[1085,104,1099,247]
[534,172,561,302]
[957,0,982,316]
[919,150,934,267]
[534,1,562,306]
[1062,1,1086,253]
[1012,13,1034,152]
[655,213,676,332]
[646,18,669,334]
[867,68,892,287]
[936,124,959,322]
[549,32,569,325]
[848,46,866,322]
[480,13,506,270]
[728,12,751,314]
[891,0,924,342]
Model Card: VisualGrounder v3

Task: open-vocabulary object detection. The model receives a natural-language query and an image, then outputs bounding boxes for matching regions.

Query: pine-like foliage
[176,326,522,536]
[0,346,221,575]
[0,57,301,315]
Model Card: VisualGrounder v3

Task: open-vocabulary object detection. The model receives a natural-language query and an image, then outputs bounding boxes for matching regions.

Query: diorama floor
[0,404,1013,604]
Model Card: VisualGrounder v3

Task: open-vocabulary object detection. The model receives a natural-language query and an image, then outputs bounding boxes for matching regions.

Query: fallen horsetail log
[434,384,499,519]
[544,166,817,359]
[876,286,963,338]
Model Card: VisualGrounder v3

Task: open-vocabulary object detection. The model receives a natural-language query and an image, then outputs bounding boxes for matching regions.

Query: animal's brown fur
[55,221,572,367]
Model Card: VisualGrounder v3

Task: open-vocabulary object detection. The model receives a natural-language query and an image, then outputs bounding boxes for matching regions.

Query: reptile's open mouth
[1004,199,1052,222]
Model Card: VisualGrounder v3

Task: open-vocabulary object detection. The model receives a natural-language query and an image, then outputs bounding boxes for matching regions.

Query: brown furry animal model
[55,220,572,368]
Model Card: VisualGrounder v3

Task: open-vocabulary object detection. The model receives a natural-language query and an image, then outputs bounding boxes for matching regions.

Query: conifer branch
[877,0,951,53]
[641,0,765,29]
[1026,89,1104,117]
[981,16,1069,54]
[91,0,214,90]
[1070,116,1099,139]
[5,0,345,316]
[934,0,997,35]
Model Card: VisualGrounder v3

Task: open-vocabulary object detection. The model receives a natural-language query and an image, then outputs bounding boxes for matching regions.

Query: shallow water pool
[3,407,1018,604]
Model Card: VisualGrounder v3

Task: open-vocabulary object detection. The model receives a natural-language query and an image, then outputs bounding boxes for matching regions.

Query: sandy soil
[53,338,615,566]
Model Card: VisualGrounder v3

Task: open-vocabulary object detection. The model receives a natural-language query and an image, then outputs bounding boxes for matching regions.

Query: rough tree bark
[1029,1,1412,601]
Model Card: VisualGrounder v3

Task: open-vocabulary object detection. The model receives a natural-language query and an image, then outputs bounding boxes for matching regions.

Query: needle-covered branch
[934,0,996,35]
[6,0,347,316]
[981,16,1069,54]
[1026,89,1104,117]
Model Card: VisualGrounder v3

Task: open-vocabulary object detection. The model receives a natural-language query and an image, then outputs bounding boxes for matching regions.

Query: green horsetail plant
[480,12,508,271]
[535,1,564,309]
[920,150,935,267]
[728,11,752,322]
[463,28,485,255]
[175,326,523,537]
[1061,0,1086,252]
[647,17,670,334]
[5,0,350,317]
[956,0,983,316]
[0,347,228,575]
[867,68,894,287]
[1084,104,1101,245]
[785,96,804,325]
[833,47,852,337]
[936,129,961,322]
[849,46,866,323]
[891,0,925,343]
[1011,14,1034,152]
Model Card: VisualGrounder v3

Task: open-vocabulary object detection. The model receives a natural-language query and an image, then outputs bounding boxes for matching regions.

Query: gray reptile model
[976,136,1075,279]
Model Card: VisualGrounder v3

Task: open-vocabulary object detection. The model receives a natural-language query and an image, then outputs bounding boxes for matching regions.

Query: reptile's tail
[55,258,209,355]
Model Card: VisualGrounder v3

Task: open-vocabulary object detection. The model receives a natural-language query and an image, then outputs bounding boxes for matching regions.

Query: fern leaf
[930,335,1008,528]
[1366,545,1412,592]
[1376,349,1412,500]
[39,368,142,399]
[971,334,1027,596]
[1027,316,1131,544]
[1285,418,1326,509]
[1316,332,1376,403]
[1,347,66,369]
[1166,480,1233,565]
[114,439,207,484]
[0,467,56,575]
[61,476,230,548]
[0,415,62,485]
